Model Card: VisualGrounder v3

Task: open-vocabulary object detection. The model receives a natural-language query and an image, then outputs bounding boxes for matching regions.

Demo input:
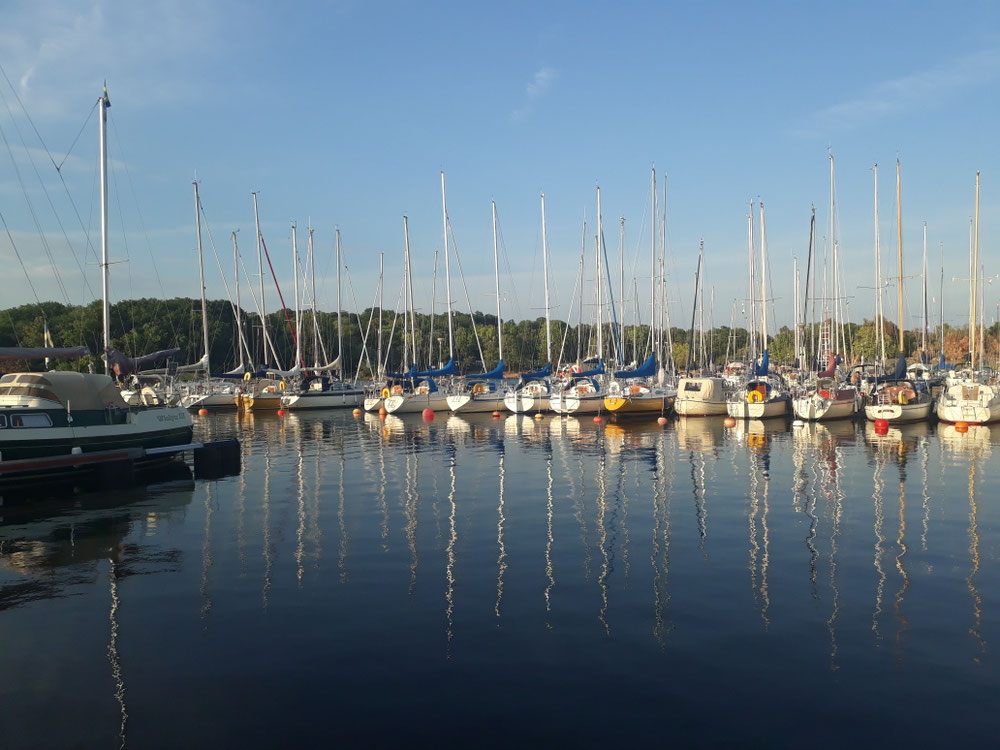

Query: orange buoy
[955,421,969,433]
[353,408,362,416]
[874,418,889,434]
[422,408,434,421]
[593,415,603,424]
[657,416,668,425]
[724,417,737,428]
[277,409,287,416]
[492,411,502,417]
[198,408,209,416]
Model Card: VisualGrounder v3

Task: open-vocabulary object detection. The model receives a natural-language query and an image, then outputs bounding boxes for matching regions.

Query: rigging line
[0,208,45,312]
[0,116,71,305]
[56,101,98,172]
[447,218,486,369]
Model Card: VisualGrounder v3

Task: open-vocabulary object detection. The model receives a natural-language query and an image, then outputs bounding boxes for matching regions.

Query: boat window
[684,381,702,392]
[0,414,6,428]
[11,413,52,428]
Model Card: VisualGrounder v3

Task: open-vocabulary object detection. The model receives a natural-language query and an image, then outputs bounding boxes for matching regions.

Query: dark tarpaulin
[104,346,180,376]
[0,346,89,360]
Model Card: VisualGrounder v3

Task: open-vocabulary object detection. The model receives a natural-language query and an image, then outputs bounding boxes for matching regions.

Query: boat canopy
[413,358,459,378]
[576,359,605,378]
[466,360,504,380]
[615,354,655,379]
[0,346,90,361]
[0,371,127,409]
[872,354,907,384]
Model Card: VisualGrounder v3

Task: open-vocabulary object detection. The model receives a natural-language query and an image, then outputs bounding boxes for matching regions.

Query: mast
[492,201,503,362]
[336,228,344,368]
[759,201,769,353]
[921,222,928,357]
[747,200,757,361]
[377,252,384,378]
[596,187,604,366]
[309,226,319,369]
[252,192,267,366]
[972,172,980,369]
[685,242,703,373]
[802,207,815,368]
[441,172,454,360]
[428,251,437,366]
[403,216,416,369]
[874,164,886,362]
[541,193,552,363]
[99,86,111,373]
[291,223,302,368]
[619,215,626,366]
[793,256,800,367]
[651,167,657,362]
[896,159,905,355]
[232,231,245,370]
[193,180,210,375]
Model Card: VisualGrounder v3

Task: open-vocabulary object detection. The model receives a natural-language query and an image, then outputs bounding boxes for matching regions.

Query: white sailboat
[936,172,1000,424]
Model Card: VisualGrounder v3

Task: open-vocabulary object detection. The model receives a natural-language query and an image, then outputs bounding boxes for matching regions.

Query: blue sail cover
[385,366,419,379]
[755,350,770,377]
[615,354,656,379]
[873,353,908,384]
[466,360,504,380]
[577,359,605,378]
[413,358,459,378]
[520,363,552,380]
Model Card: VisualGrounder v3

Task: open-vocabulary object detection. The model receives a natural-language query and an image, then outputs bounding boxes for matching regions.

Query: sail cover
[754,350,770,377]
[104,346,180,376]
[520,363,552,380]
[576,359,605,378]
[465,360,504,380]
[615,354,655,379]
[413,358,459,378]
[0,346,89,360]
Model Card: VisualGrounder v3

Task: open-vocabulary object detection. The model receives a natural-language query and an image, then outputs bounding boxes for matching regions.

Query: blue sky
[2,0,999,338]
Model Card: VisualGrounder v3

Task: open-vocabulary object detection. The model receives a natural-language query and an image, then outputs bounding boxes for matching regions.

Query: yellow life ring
[279,381,286,390]
[243,371,252,382]
[747,390,763,403]
[381,387,391,399]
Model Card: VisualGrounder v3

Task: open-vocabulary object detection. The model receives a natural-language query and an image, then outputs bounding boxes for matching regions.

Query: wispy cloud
[792,48,1000,136]
[510,66,557,122]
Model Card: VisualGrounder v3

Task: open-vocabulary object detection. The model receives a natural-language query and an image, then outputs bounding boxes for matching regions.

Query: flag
[44,323,53,369]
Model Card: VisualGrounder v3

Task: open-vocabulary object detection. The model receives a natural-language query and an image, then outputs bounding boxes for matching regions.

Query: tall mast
[441,172,453,360]
[492,201,503,362]
[428,251,437,366]
[541,193,552,363]
[232,231,245,370]
[377,252,384,377]
[403,216,416,369]
[291,222,301,368]
[596,187,604,365]
[99,86,111,372]
[686,242,703,373]
[921,222,928,356]
[759,201,769,352]
[747,200,757,361]
[896,159,904,354]
[651,167,657,362]
[309,226,319,369]
[336,228,344,367]
[793,255,800,366]
[972,171,980,369]
[873,164,886,362]
[193,180,210,374]
[619,216,626,366]
[252,192,267,365]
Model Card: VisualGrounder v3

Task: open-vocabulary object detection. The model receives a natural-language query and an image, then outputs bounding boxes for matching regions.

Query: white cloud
[511,66,558,122]
[793,48,1000,136]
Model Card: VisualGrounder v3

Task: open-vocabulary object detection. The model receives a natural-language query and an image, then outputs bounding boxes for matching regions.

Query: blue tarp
[755,350,770,377]
[577,359,605,378]
[413,358,459,378]
[385,366,419,379]
[615,354,656,379]
[520,363,552,380]
[466,360,504,380]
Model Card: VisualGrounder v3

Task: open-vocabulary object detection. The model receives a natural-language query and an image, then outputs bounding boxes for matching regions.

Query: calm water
[1,411,998,748]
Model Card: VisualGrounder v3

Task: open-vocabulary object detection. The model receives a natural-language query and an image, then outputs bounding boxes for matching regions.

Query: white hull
[503,392,550,413]
[384,391,451,414]
[549,391,606,415]
[282,389,364,410]
[792,395,856,421]
[726,396,789,420]
[864,399,933,423]
[182,391,238,410]
[446,393,506,414]
[936,382,1000,424]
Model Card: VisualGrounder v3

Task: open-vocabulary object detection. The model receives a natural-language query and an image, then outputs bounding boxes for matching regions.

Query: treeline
[2,298,997,376]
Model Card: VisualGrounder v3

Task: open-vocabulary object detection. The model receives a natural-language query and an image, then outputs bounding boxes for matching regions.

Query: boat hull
[384,392,451,414]
[936,382,1000,424]
[727,396,790,420]
[281,389,364,410]
[864,399,933,423]
[792,393,857,421]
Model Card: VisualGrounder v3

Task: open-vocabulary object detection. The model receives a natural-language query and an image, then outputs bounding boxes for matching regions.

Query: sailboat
[675,243,729,417]
[864,161,933,424]
[448,201,507,414]
[383,215,455,414]
[0,87,192,463]
[936,172,1000,424]
[504,193,553,414]
[727,202,790,419]
[282,228,365,410]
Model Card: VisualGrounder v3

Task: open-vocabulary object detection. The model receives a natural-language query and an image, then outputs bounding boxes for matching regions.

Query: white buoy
[792,420,804,427]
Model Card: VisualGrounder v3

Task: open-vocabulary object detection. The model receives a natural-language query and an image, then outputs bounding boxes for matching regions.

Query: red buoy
[198,408,209,416]
[724,417,737,428]
[593,415,603,424]
[422,408,435,421]
[277,409,287,416]
[657,417,668,425]
[955,421,969,433]
[874,418,889,434]
[353,408,362,416]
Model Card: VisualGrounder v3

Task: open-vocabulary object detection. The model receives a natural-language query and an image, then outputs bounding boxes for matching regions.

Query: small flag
[44,323,53,369]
